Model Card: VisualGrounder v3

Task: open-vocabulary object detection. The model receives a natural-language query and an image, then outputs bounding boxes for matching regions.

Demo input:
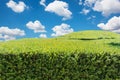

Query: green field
[0,30,120,80]
[0,30,120,54]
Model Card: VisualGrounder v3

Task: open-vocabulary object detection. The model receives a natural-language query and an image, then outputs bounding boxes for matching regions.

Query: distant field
[0,30,120,54]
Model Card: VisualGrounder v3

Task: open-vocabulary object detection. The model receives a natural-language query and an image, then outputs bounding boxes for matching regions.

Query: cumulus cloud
[84,0,120,16]
[26,20,46,33]
[80,8,90,15]
[0,27,25,36]
[40,0,46,7]
[79,0,83,5]
[51,23,74,37]
[6,0,27,13]
[87,15,96,20]
[84,0,97,7]
[39,34,47,38]
[0,34,3,38]
[97,16,120,33]
[3,35,16,41]
[45,1,72,20]
[0,26,25,41]
[93,0,120,16]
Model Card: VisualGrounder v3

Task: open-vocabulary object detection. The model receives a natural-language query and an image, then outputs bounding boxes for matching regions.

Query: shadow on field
[69,37,115,41]
[69,38,98,40]
[108,42,120,47]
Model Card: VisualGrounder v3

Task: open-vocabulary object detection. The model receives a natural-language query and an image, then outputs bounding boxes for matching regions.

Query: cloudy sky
[0,0,120,41]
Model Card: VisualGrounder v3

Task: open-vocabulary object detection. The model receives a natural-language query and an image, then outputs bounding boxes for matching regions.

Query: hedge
[0,53,120,80]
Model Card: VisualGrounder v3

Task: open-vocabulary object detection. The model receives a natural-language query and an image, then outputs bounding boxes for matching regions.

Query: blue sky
[0,0,120,41]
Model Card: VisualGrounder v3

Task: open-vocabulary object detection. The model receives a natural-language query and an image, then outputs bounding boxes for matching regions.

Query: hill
[61,30,120,40]
[1,30,120,80]
[0,30,120,54]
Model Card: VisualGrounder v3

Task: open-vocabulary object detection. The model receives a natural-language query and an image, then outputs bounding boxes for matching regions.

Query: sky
[0,0,120,41]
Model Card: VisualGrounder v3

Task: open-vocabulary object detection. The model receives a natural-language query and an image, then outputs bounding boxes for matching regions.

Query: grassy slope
[61,30,120,39]
[0,30,120,54]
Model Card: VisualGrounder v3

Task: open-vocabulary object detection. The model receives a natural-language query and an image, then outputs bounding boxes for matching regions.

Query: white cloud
[112,29,120,34]
[0,34,3,38]
[26,20,46,33]
[97,16,120,33]
[0,26,25,41]
[51,23,74,37]
[84,0,120,16]
[39,34,47,38]
[3,35,16,41]
[84,0,97,7]
[80,8,90,15]
[87,15,96,20]
[45,1,72,20]
[79,0,83,5]
[93,0,120,16]
[0,27,25,36]
[6,0,27,13]
[40,0,46,7]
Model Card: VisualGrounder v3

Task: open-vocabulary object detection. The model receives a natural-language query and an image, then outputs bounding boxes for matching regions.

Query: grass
[1,30,120,80]
[0,30,120,54]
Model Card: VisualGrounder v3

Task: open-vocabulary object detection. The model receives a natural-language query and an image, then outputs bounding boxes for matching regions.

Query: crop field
[0,30,120,80]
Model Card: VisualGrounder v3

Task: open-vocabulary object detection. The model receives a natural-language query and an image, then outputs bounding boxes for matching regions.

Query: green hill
[0,30,120,54]
[61,30,120,39]
[1,30,120,80]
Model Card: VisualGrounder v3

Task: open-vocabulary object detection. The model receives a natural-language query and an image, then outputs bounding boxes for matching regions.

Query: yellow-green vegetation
[0,30,120,54]
[63,30,120,39]
[0,30,120,80]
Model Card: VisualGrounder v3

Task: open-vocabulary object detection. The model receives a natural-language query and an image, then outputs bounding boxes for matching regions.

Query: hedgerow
[0,52,120,80]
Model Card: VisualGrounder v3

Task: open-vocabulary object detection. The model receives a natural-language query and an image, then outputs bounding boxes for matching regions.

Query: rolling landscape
[0,30,120,54]
[0,30,120,79]
[0,0,120,80]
